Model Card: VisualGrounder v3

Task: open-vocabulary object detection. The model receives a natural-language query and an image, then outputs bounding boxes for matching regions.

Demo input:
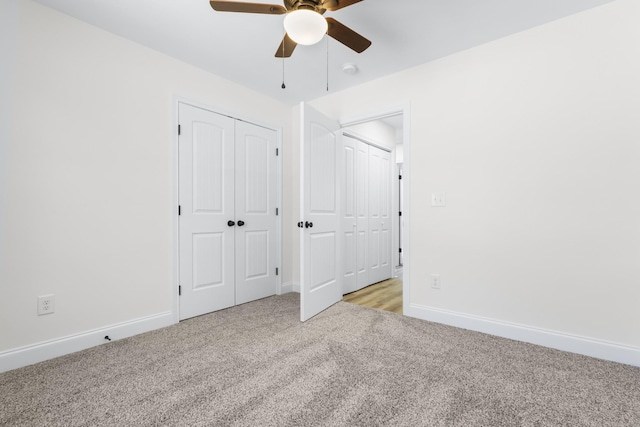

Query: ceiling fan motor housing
[287,0,334,13]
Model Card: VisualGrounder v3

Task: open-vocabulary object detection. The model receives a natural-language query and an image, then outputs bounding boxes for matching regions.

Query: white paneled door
[369,146,392,284]
[300,104,342,322]
[356,140,370,290]
[342,137,372,294]
[342,134,392,293]
[341,136,357,294]
[235,120,278,305]
[178,103,277,320]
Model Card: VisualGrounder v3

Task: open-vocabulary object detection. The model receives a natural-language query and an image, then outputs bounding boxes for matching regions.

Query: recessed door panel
[192,233,224,289]
[243,135,269,214]
[310,232,337,292]
[244,231,269,280]
[310,123,337,214]
[192,123,225,213]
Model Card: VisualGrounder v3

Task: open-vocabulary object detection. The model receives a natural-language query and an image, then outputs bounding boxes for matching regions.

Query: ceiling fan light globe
[283,10,327,45]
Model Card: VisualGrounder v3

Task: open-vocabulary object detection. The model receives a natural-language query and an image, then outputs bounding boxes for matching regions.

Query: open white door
[300,103,342,322]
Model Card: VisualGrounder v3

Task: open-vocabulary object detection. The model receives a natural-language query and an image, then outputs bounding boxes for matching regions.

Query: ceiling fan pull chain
[281,31,286,89]
[326,33,329,92]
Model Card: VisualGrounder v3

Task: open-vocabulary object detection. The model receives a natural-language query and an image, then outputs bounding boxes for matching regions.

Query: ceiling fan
[209,0,372,58]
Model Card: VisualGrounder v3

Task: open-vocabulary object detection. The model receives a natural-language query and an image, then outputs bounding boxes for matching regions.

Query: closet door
[355,140,370,290]
[235,121,278,304]
[368,146,383,283]
[179,103,278,320]
[368,145,392,284]
[179,103,236,320]
[341,136,357,294]
[378,148,392,280]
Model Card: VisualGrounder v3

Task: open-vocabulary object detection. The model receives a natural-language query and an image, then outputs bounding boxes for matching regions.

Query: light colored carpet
[1,293,639,426]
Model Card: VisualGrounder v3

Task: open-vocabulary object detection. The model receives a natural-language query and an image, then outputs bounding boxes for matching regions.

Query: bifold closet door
[343,136,394,294]
[355,140,370,290]
[341,138,370,294]
[341,137,357,294]
[368,145,392,284]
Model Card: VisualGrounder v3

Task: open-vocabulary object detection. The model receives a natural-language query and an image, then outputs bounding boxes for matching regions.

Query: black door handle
[297,221,304,228]
[237,220,245,227]
[305,221,313,228]
[227,220,235,227]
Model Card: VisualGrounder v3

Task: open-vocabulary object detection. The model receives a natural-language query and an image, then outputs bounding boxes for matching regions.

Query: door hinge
[399,175,402,180]
[276,207,279,216]
[178,285,182,296]
[178,124,181,136]
[178,205,181,216]
[399,248,403,253]
[276,267,279,276]
[399,211,402,216]
[276,148,279,156]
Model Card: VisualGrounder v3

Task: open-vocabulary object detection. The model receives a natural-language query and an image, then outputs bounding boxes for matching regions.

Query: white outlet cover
[431,274,441,289]
[37,294,55,315]
[431,192,446,207]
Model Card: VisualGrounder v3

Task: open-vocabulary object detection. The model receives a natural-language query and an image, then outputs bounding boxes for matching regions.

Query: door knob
[227,220,235,227]
[237,220,245,227]
[305,221,313,228]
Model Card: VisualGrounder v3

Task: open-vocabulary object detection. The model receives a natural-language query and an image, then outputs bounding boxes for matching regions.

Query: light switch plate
[431,192,446,207]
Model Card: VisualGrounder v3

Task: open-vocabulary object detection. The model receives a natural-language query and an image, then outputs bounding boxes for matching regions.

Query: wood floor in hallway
[342,278,403,314]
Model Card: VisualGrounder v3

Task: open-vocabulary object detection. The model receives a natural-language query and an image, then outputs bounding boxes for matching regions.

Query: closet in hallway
[342,134,392,294]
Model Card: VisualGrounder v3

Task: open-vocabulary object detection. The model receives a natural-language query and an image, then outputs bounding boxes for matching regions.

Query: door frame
[172,97,283,322]
[340,103,411,315]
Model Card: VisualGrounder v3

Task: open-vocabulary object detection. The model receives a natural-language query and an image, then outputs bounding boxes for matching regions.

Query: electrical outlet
[431,274,441,289]
[38,294,55,315]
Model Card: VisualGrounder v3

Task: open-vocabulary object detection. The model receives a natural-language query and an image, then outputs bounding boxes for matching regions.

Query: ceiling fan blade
[210,1,287,14]
[320,0,363,12]
[275,34,297,58]
[326,17,371,53]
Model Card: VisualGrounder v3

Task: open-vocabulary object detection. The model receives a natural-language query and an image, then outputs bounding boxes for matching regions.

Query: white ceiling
[34,0,613,106]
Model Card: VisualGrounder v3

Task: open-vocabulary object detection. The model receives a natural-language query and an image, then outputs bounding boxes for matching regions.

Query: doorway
[340,109,407,314]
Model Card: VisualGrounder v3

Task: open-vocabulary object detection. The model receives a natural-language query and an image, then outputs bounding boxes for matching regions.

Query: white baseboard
[281,282,300,294]
[407,303,640,368]
[0,311,175,373]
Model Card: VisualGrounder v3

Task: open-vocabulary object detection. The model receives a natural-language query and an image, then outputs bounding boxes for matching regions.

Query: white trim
[275,127,283,296]
[281,281,299,294]
[172,97,181,323]
[406,303,640,368]
[342,131,392,153]
[0,312,174,373]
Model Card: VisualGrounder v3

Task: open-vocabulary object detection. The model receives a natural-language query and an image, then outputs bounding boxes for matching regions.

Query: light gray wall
[310,0,640,353]
[0,0,291,358]
[3,0,639,369]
